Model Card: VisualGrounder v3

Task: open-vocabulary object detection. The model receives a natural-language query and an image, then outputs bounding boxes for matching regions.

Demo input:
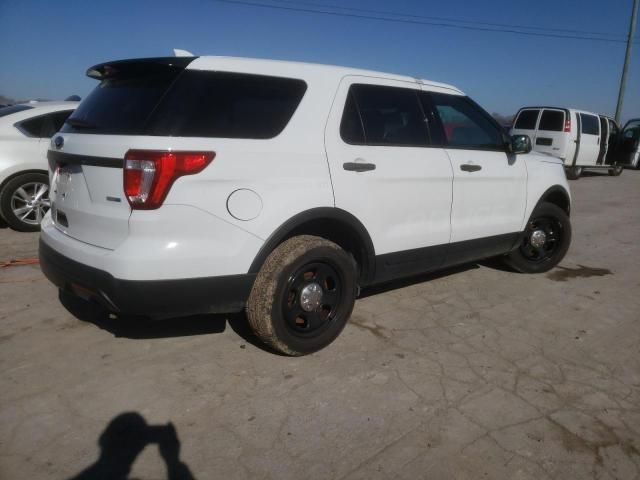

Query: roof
[189,55,464,95]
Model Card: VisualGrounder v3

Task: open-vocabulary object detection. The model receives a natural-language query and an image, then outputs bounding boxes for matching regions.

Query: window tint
[41,110,74,138]
[340,91,365,144]
[429,93,504,149]
[348,84,428,146]
[63,66,182,134]
[16,115,45,137]
[514,109,540,130]
[608,119,618,137]
[148,71,307,138]
[580,114,599,135]
[539,110,564,132]
[0,104,33,118]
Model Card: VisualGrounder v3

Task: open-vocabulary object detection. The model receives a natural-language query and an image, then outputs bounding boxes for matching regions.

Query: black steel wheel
[503,202,571,273]
[246,235,357,355]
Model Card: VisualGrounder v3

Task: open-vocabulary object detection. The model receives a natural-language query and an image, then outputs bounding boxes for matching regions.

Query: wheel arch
[536,185,571,216]
[248,207,376,285]
[0,169,49,194]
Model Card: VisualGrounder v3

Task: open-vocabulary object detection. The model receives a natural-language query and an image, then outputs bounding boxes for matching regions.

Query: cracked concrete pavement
[1,170,639,479]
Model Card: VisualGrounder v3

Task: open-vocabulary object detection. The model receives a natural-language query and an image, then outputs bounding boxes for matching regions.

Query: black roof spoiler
[86,56,198,80]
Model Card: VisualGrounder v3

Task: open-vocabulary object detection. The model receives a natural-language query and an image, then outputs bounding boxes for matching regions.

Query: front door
[324,77,454,280]
[423,91,527,262]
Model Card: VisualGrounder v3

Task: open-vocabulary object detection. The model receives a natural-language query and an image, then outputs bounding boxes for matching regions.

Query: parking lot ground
[1,170,639,480]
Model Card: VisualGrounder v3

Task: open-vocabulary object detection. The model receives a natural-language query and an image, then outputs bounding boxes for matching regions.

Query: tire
[608,165,623,176]
[246,235,357,356]
[503,202,571,274]
[0,173,50,232]
[565,166,582,180]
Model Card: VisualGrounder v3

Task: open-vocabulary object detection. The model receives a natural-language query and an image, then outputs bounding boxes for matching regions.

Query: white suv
[40,56,572,355]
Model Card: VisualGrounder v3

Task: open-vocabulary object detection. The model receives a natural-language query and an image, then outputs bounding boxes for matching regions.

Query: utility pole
[615,0,639,124]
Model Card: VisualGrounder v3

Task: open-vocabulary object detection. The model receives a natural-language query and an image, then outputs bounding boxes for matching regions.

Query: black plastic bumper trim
[39,239,255,319]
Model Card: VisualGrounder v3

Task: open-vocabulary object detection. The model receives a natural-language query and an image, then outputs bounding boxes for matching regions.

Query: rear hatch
[48,57,195,250]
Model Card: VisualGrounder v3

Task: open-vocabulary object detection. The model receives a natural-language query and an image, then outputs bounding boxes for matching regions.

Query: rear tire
[246,235,357,356]
[565,166,582,180]
[503,202,571,274]
[0,173,50,232]
[608,165,623,176]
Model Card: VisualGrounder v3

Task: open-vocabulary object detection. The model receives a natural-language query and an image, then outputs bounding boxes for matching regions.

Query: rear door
[534,108,568,158]
[424,92,527,251]
[510,108,540,139]
[576,113,600,166]
[324,77,454,278]
[596,116,608,164]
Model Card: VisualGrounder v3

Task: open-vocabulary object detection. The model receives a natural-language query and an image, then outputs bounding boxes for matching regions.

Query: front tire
[246,235,357,356]
[565,166,582,180]
[0,173,50,232]
[503,202,571,274]
[608,165,623,176]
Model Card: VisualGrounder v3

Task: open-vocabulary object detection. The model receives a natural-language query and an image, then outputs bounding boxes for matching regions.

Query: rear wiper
[65,118,97,129]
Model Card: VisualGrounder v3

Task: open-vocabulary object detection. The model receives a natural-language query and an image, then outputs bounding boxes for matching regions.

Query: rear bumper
[39,239,256,319]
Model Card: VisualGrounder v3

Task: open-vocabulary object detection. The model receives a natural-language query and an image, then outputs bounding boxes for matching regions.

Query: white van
[510,107,623,179]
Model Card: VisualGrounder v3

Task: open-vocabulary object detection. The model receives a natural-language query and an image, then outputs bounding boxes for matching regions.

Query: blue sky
[0,0,638,120]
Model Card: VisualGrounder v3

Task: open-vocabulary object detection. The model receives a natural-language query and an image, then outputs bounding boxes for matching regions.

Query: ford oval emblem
[54,136,64,149]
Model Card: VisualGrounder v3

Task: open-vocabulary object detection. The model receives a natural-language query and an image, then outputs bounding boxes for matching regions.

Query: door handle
[460,164,482,172]
[343,162,376,172]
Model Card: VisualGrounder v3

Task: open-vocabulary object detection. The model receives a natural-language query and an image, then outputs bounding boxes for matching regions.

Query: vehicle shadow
[58,290,275,353]
[67,412,196,480]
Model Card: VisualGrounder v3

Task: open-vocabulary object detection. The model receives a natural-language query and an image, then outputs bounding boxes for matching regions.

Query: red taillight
[564,116,571,132]
[123,150,215,209]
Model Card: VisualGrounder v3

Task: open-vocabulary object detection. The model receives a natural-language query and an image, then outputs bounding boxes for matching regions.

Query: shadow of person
[68,412,196,480]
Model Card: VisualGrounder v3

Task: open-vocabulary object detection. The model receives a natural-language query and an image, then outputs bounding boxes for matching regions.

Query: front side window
[514,109,540,130]
[580,114,599,136]
[539,110,565,132]
[428,93,504,150]
[344,84,429,147]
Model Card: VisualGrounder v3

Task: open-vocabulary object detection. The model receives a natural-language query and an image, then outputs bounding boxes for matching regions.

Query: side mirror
[509,134,532,154]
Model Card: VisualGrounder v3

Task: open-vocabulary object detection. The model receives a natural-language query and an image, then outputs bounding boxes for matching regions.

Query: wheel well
[0,169,49,193]
[249,209,376,285]
[541,188,571,216]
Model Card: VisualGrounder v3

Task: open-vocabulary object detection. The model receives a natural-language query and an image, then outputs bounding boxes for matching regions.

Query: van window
[340,91,365,144]
[348,84,428,146]
[539,110,564,132]
[514,109,540,130]
[580,114,599,135]
[428,93,504,150]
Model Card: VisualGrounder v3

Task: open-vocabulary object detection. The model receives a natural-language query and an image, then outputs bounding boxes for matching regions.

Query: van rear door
[577,113,601,166]
[533,109,569,159]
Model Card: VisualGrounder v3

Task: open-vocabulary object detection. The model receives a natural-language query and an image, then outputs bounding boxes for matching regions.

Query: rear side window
[580,114,599,135]
[514,109,540,130]
[147,71,307,139]
[428,93,504,150]
[41,110,74,138]
[16,115,45,137]
[539,110,565,132]
[0,104,33,118]
[340,91,365,144]
[344,84,428,147]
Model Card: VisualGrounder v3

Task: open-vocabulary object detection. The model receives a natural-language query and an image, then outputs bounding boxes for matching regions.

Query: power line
[211,0,635,44]
[269,0,632,40]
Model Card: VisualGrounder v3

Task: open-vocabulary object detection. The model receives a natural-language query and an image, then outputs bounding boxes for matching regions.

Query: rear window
[514,109,540,130]
[539,110,565,132]
[580,114,599,135]
[0,104,33,118]
[63,69,307,138]
[148,71,307,139]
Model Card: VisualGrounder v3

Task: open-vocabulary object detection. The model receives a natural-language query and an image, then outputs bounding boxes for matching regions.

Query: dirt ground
[1,170,639,479]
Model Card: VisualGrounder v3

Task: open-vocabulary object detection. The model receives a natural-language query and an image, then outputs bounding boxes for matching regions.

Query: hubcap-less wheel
[520,217,563,263]
[284,262,342,336]
[10,182,50,226]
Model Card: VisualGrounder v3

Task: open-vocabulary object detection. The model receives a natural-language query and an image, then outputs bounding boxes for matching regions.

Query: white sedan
[0,101,78,231]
